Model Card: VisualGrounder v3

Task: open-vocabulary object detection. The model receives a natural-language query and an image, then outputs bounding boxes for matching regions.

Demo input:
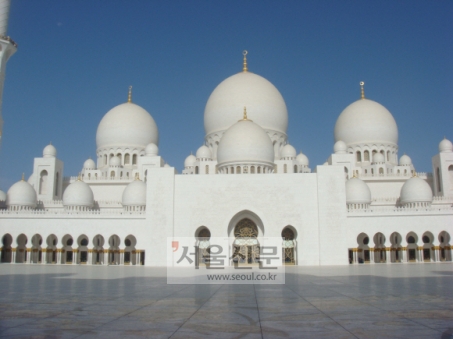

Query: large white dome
[63,180,94,208]
[122,179,146,207]
[96,102,159,150]
[6,180,37,208]
[400,176,433,205]
[345,178,371,205]
[204,72,288,137]
[217,118,274,166]
[334,99,398,147]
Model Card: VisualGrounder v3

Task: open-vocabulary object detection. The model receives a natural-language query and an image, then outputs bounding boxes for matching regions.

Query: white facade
[0,46,452,266]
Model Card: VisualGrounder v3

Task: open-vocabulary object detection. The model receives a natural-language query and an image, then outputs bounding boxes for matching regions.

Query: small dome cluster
[399,154,412,166]
[43,144,57,158]
[122,176,146,212]
[439,138,453,153]
[281,144,296,159]
[400,176,433,207]
[334,140,347,154]
[6,178,37,210]
[345,177,371,209]
[217,113,274,173]
[63,179,94,211]
[196,145,211,160]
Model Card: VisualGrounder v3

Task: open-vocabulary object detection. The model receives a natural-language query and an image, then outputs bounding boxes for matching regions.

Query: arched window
[54,172,59,196]
[110,171,115,177]
[449,165,453,190]
[379,168,384,174]
[364,151,370,161]
[231,167,234,174]
[356,151,362,162]
[195,166,199,174]
[257,167,261,174]
[39,170,48,195]
[437,167,441,192]
[236,166,241,174]
[251,166,255,174]
[124,153,130,164]
[294,165,297,173]
[387,151,390,161]
[284,164,287,173]
[103,154,107,165]
[205,165,209,174]
[132,154,137,165]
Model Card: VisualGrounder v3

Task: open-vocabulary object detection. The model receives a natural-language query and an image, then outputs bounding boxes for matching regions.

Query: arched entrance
[439,231,451,262]
[1,234,13,263]
[46,234,58,264]
[195,227,211,266]
[357,233,370,264]
[31,234,43,264]
[92,234,104,265]
[390,232,402,263]
[232,219,260,266]
[282,227,296,265]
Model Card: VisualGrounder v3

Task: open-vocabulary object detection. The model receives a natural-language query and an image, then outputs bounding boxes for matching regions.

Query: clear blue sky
[1,1,452,190]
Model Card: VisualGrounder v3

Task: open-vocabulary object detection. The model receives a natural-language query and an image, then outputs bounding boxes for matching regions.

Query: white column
[386,249,391,264]
[11,248,15,263]
[57,249,62,264]
[25,248,31,264]
[370,249,375,264]
[87,250,92,265]
[402,248,407,262]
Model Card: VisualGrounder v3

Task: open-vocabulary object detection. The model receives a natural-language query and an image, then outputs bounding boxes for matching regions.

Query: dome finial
[242,50,248,72]
[360,81,365,99]
[128,86,132,103]
[21,173,25,181]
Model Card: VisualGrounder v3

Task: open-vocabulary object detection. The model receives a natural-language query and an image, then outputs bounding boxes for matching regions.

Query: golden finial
[360,81,365,99]
[127,86,132,103]
[242,50,248,72]
[412,171,417,178]
[240,106,252,121]
[135,172,140,180]
[21,173,25,181]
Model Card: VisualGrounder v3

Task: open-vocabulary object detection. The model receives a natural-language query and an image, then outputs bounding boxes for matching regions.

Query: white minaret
[0,0,16,148]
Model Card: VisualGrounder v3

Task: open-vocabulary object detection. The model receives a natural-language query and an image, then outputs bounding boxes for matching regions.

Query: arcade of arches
[0,233,145,265]
[350,231,452,264]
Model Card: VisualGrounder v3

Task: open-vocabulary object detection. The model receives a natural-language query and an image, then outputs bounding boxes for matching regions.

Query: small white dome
[184,154,196,168]
[439,138,453,153]
[373,152,385,164]
[43,144,57,158]
[6,179,37,208]
[296,152,309,166]
[334,140,347,154]
[345,178,371,204]
[400,176,433,205]
[122,179,146,207]
[196,145,212,160]
[109,156,121,167]
[334,99,398,147]
[96,102,159,150]
[145,143,159,156]
[63,180,94,208]
[399,154,412,166]
[83,158,96,170]
[0,190,6,201]
[217,118,274,166]
[281,144,296,158]
[204,72,288,137]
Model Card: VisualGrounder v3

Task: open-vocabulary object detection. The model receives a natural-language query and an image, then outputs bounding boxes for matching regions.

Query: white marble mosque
[0,1,452,267]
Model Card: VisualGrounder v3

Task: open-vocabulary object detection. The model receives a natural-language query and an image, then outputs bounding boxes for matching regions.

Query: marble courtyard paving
[0,264,452,338]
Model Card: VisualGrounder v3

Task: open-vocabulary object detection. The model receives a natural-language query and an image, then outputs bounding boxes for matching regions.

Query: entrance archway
[282,227,296,265]
[232,218,260,266]
[195,227,211,266]
[1,234,12,263]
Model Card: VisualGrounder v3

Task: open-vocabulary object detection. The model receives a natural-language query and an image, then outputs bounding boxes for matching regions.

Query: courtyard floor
[0,263,452,338]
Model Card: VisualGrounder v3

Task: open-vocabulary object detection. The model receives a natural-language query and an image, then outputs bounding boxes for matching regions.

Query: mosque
[0,3,452,267]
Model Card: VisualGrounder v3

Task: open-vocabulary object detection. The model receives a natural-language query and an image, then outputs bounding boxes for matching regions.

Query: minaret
[0,0,16,148]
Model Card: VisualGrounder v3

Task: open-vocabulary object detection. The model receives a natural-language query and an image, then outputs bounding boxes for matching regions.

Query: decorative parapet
[63,176,133,183]
[0,35,16,47]
[358,172,430,179]
[347,204,453,216]
[0,206,145,217]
